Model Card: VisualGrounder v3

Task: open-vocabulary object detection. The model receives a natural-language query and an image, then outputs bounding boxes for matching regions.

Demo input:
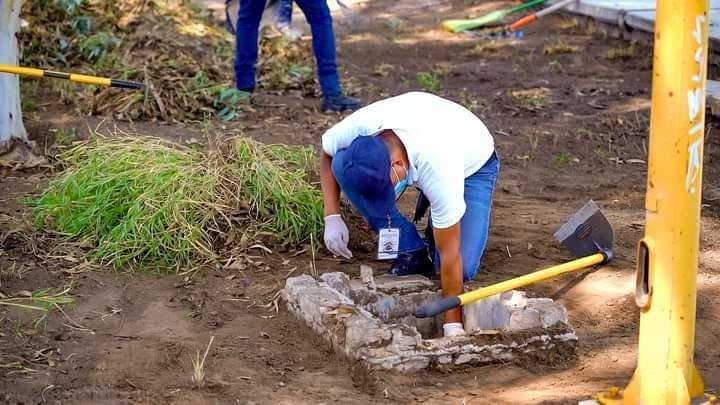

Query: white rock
[344,313,392,352]
[500,290,528,310]
[455,353,480,365]
[463,294,511,333]
[360,264,375,288]
[320,272,352,297]
[373,274,434,294]
[508,308,542,331]
[527,298,569,327]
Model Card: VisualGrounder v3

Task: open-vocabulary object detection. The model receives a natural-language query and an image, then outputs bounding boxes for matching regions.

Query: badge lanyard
[378,215,400,260]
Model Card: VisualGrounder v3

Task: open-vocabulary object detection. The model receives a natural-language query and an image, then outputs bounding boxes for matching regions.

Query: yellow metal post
[598,0,709,403]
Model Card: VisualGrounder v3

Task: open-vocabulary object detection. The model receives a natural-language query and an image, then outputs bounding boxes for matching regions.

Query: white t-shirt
[321,91,495,229]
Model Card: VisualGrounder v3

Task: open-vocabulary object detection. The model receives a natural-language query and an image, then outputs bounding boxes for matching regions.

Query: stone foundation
[281,268,577,371]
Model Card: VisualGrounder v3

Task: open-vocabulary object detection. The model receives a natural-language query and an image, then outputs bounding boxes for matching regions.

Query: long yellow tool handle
[0,64,144,89]
[415,252,607,318]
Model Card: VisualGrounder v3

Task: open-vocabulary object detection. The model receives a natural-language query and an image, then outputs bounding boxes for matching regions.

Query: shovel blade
[553,200,613,257]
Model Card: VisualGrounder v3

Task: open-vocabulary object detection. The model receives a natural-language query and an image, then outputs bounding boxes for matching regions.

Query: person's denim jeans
[276,0,293,27]
[429,153,499,280]
[332,150,500,281]
[234,0,342,96]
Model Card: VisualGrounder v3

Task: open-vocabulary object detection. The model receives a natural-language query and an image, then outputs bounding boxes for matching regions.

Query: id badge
[378,228,400,260]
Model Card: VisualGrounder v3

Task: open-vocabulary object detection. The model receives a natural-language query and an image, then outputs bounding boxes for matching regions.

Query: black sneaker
[321,93,362,112]
[388,248,436,278]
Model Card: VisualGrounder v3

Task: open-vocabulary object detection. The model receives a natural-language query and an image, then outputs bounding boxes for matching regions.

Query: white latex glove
[323,214,352,259]
[443,322,466,337]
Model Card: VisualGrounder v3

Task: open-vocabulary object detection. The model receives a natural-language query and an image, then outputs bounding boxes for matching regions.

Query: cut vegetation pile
[19,0,316,121]
[256,33,316,94]
[30,135,323,271]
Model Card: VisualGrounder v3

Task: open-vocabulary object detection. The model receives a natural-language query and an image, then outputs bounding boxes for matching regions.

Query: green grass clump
[30,135,323,271]
[31,137,219,270]
[220,138,323,245]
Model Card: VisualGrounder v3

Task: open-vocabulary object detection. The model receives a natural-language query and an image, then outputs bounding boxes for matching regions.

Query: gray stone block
[320,272,352,297]
[527,298,569,328]
[463,294,512,333]
[508,308,542,331]
[372,274,434,294]
[343,311,391,352]
[455,353,481,365]
[282,274,576,372]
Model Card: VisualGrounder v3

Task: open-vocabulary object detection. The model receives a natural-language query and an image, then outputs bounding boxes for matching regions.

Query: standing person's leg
[430,153,499,281]
[293,0,361,112]
[276,0,294,28]
[292,0,339,95]
[234,0,265,92]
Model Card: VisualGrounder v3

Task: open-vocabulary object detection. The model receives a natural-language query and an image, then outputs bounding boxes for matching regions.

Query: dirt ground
[3,0,720,403]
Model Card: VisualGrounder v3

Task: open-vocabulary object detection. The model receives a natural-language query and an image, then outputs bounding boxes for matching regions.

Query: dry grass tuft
[602,45,637,62]
[543,41,580,55]
[190,335,215,387]
[511,87,551,111]
[466,40,510,56]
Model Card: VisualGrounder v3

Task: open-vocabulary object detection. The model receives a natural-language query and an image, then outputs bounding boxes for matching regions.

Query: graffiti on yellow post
[686,14,706,194]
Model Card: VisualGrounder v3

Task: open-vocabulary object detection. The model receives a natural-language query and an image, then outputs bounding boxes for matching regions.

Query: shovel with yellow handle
[0,64,144,89]
[415,200,613,318]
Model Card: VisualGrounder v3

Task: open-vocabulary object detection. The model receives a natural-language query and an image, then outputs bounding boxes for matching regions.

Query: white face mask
[392,164,408,199]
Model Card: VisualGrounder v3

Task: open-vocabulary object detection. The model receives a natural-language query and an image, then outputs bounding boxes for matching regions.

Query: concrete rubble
[281,270,578,372]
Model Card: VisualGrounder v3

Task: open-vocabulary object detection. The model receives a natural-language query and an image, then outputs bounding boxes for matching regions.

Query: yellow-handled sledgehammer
[0,64,144,89]
[416,200,613,318]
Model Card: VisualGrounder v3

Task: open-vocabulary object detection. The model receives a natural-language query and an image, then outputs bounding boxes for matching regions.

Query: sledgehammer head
[553,200,614,262]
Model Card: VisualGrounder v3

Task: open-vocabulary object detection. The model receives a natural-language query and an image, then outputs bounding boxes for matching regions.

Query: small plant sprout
[190,335,215,387]
[80,32,120,62]
[212,87,251,121]
[54,0,83,15]
[511,87,551,111]
[55,128,78,146]
[555,152,579,164]
[416,71,440,92]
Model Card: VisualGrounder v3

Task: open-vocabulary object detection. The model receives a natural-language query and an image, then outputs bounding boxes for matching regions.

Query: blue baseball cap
[341,136,396,218]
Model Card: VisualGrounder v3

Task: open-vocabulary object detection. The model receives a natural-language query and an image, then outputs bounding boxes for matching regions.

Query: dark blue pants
[276,0,293,27]
[234,0,342,96]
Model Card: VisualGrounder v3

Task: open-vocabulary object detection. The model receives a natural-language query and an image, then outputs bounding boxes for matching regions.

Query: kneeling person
[319,92,499,337]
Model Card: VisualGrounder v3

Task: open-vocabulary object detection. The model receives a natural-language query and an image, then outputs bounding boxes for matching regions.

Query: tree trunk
[0,0,27,146]
[0,0,45,168]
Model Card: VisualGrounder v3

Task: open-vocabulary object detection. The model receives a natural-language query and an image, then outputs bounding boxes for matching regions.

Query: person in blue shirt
[229,0,361,112]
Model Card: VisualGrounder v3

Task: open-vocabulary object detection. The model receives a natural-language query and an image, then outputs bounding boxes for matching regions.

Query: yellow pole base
[594,365,705,404]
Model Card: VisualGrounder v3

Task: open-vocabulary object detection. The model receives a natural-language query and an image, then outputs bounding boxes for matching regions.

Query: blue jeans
[276,0,293,27]
[234,0,342,96]
[333,150,500,281]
